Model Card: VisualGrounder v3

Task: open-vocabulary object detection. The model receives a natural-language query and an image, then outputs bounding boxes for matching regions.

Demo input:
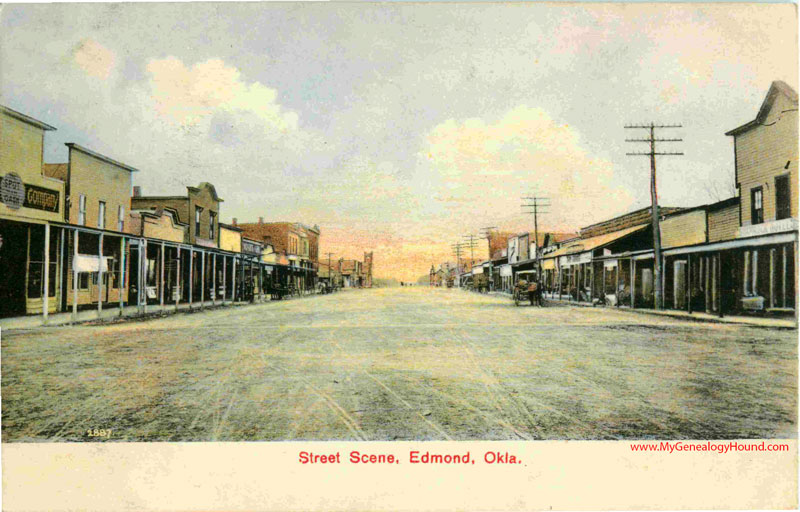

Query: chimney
[232,218,237,226]
[259,216,264,224]
[133,186,141,197]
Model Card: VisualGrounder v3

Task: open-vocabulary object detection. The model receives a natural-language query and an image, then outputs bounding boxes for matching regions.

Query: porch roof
[542,223,649,260]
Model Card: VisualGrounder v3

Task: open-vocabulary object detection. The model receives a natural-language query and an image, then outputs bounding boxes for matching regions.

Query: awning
[547,224,649,262]
[472,266,484,275]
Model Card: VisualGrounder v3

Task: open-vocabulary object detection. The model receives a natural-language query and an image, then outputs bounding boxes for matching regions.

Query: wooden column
[615,261,620,307]
[687,253,692,314]
[782,245,787,308]
[119,237,126,314]
[59,228,65,313]
[176,246,181,310]
[97,232,104,316]
[43,223,50,322]
[160,241,165,308]
[742,251,750,296]
[769,248,775,309]
[718,253,724,318]
[711,254,717,313]
[222,255,227,303]
[212,253,217,306]
[705,256,711,313]
[232,256,237,302]
[73,230,79,322]
[188,248,194,309]
[752,250,759,296]
[631,258,636,308]
[200,251,205,308]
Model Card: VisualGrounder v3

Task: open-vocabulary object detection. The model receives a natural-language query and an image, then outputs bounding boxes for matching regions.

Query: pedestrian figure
[527,280,541,307]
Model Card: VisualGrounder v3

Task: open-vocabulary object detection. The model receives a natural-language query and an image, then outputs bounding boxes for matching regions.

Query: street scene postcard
[0,1,798,511]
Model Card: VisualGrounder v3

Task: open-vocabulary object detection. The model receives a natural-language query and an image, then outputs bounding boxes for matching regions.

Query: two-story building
[0,106,65,318]
[55,143,138,313]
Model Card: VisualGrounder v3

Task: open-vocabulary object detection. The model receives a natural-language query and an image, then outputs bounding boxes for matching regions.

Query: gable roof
[726,81,799,136]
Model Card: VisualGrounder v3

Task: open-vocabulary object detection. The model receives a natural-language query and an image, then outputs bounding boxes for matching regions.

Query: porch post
[73,229,78,322]
[142,239,148,315]
[687,253,692,314]
[752,250,759,296]
[160,241,165,308]
[98,232,104,316]
[718,252,724,318]
[250,259,254,303]
[705,256,711,313]
[631,258,635,309]
[222,255,227,303]
[43,223,50,322]
[188,248,194,309]
[200,251,205,308]
[232,256,237,302]
[176,246,181,310]
[137,239,143,315]
[782,245,787,308]
[59,228,65,312]
[602,264,606,303]
[711,254,717,313]
[743,251,750,295]
[212,253,217,306]
[615,260,620,307]
[769,248,775,309]
[589,262,594,303]
[120,236,125,314]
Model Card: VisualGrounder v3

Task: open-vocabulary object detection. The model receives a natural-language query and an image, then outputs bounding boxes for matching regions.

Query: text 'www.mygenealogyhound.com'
[630,441,790,454]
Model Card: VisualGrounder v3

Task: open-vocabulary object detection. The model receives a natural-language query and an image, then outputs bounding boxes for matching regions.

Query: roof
[66,143,139,173]
[726,81,799,136]
[1,105,56,131]
[219,222,243,232]
[43,163,68,181]
[543,224,649,260]
[188,182,223,203]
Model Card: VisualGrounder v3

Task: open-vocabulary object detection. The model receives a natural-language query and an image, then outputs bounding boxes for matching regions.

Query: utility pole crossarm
[624,122,683,310]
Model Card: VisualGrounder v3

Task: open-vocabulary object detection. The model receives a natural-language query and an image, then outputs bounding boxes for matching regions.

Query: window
[209,212,216,240]
[98,201,106,229]
[118,205,125,232]
[195,206,202,237]
[776,175,791,221]
[79,273,90,289]
[751,187,763,225]
[78,195,86,226]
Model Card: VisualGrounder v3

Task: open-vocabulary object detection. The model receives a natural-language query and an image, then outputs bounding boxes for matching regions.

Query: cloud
[418,105,634,229]
[145,57,299,133]
[72,38,116,79]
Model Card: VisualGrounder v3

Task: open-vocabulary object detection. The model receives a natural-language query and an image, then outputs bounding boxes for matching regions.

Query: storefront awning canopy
[543,224,649,262]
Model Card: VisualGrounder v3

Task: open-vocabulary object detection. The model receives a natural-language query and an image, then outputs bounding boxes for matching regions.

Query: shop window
[78,195,86,226]
[79,273,90,289]
[751,187,763,225]
[776,175,791,221]
[98,201,106,229]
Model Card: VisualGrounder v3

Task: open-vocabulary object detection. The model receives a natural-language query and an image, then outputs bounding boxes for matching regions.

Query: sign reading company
[0,173,59,213]
[24,184,59,212]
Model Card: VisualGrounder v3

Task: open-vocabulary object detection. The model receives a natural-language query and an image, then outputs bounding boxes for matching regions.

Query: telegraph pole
[522,196,550,287]
[480,226,497,290]
[462,234,479,265]
[451,242,467,287]
[325,252,335,285]
[625,123,683,310]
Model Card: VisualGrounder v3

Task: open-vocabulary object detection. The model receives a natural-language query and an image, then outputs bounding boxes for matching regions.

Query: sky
[0,3,796,281]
